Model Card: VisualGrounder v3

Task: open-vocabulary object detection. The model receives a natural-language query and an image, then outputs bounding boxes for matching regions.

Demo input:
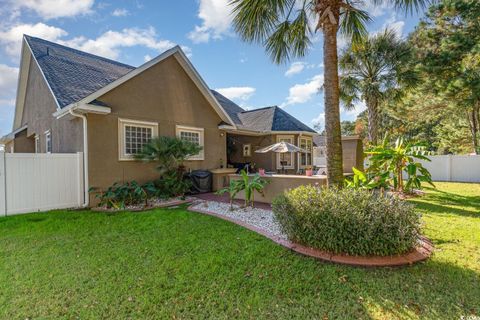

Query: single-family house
[1,35,361,205]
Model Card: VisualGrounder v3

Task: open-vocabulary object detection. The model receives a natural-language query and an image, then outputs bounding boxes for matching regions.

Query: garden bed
[92,197,194,212]
[188,200,433,267]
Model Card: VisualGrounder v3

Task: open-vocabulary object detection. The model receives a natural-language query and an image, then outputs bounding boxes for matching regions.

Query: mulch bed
[92,198,193,213]
[188,203,434,268]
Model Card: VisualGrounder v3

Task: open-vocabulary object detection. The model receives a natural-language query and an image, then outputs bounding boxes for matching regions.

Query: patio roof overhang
[218,124,316,137]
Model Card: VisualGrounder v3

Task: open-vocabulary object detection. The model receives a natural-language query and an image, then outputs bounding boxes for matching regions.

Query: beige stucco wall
[230,174,327,204]
[88,55,227,196]
[18,59,83,153]
[228,133,315,174]
[12,129,35,153]
[228,134,276,170]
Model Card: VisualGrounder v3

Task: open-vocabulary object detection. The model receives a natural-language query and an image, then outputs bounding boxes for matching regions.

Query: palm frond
[340,3,371,46]
[372,0,432,15]
[230,0,295,43]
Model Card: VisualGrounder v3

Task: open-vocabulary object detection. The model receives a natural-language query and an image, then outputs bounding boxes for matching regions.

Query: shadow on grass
[409,187,480,218]
[343,259,480,319]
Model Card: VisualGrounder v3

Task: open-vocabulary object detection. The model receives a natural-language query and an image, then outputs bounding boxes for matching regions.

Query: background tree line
[343,0,480,155]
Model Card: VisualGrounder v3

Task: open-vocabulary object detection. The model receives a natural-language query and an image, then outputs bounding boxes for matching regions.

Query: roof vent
[46,47,49,56]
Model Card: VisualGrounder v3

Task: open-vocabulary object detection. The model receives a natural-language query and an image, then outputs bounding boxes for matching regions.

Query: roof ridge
[240,106,275,113]
[24,34,135,70]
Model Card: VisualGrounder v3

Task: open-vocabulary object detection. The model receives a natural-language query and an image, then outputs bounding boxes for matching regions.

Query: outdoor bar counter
[228,173,327,204]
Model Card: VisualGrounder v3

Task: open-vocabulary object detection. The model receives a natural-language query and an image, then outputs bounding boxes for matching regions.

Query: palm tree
[339,29,418,144]
[230,0,430,187]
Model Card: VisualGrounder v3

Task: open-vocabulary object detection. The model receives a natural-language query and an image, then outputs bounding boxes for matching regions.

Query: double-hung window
[298,137,313,168]
[176,125,204,160]
[118,119,158,160]
[45,130,52,153]
[276,135,294,169]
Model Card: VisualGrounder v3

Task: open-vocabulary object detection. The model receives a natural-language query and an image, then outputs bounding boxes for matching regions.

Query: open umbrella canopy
[255,141,307,154]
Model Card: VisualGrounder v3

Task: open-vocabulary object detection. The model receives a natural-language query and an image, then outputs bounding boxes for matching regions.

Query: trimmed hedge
[272,185,421,256]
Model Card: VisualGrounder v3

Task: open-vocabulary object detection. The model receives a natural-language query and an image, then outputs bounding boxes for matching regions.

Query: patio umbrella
[255,141,307,154]
[255,141,307,173]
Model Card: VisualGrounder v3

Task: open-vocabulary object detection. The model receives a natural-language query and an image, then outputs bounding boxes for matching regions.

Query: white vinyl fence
[0,152,84,216]
[419,155,480,183]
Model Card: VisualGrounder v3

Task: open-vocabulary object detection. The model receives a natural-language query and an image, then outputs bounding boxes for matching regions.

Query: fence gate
[0,152,84,216]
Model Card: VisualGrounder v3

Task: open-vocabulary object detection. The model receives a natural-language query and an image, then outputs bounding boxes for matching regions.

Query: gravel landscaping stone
[190,201,287,240]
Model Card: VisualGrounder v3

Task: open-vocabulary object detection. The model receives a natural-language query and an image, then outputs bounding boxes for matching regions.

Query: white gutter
[68,109,89,208]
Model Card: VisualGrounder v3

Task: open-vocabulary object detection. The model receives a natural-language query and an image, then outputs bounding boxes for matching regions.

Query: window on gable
[118,119,158,160]
[176,125,204,160]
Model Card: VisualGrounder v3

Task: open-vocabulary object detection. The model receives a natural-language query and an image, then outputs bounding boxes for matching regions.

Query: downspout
[69,109,89,207]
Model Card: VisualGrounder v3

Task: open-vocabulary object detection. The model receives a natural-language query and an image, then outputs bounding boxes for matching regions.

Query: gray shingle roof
[25,35,314,133]
[213,90,315,133]
[25,35,135,108]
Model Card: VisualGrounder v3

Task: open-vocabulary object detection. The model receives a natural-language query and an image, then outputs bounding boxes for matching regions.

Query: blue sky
[0,0,425,136]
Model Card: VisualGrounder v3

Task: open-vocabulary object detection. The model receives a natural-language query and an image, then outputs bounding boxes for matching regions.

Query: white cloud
[342,100,367,120]
[282,74,324,107]
[387,20,405,38]
[360,0,393,18]
[0,64,19,136]
[112,8,129,17]
[372,13,405,38]
[0,23,68,57]
[0,64,19,98]
[144,54,152,62]
[0,23,191,63]
[12,0,94,19]
[61,27,190,60]
[285,62,306,77]
[188,0,232,43]
[215,86,256,102]
[311,112,325,131]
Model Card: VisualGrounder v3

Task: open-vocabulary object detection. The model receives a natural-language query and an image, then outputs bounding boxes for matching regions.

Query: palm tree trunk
[323,17,344,187]
[366,96,379,145]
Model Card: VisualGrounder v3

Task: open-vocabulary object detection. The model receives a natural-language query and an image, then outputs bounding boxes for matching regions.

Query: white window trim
[276,135,294,169]
[176,125,205,161]
[118,118,158,161]
[34,135,39,153]
[243,143,252,157]
[298,136,313,169]
[44,130,51,154]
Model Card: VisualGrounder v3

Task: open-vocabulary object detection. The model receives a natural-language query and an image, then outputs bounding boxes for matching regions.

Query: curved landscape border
[188,204,434,267]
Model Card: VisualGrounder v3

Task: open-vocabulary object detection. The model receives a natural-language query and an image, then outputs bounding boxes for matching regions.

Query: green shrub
[92,181,157,209]
[272,185,421,256]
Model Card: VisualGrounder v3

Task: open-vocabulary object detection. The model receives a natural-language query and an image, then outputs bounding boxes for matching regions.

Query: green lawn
[1,182,479,319]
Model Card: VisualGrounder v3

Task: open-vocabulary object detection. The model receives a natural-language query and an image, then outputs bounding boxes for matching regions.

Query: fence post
[447,154,452,182]
[0,152,6,217]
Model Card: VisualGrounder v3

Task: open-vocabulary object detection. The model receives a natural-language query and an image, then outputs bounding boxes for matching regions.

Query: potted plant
[305,166,313,176]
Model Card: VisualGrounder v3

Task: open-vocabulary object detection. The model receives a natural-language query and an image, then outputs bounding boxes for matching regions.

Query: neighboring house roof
[25,35,135,108]
[212,90,316,133]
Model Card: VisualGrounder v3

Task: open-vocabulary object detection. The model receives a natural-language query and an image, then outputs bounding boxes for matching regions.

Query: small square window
[243,144,251,157]
[176,125,204,160]
[119,119,158,160]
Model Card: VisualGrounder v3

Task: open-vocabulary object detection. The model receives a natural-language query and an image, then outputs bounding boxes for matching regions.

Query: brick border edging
[91,199,192,213]
[187,203,434,268]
